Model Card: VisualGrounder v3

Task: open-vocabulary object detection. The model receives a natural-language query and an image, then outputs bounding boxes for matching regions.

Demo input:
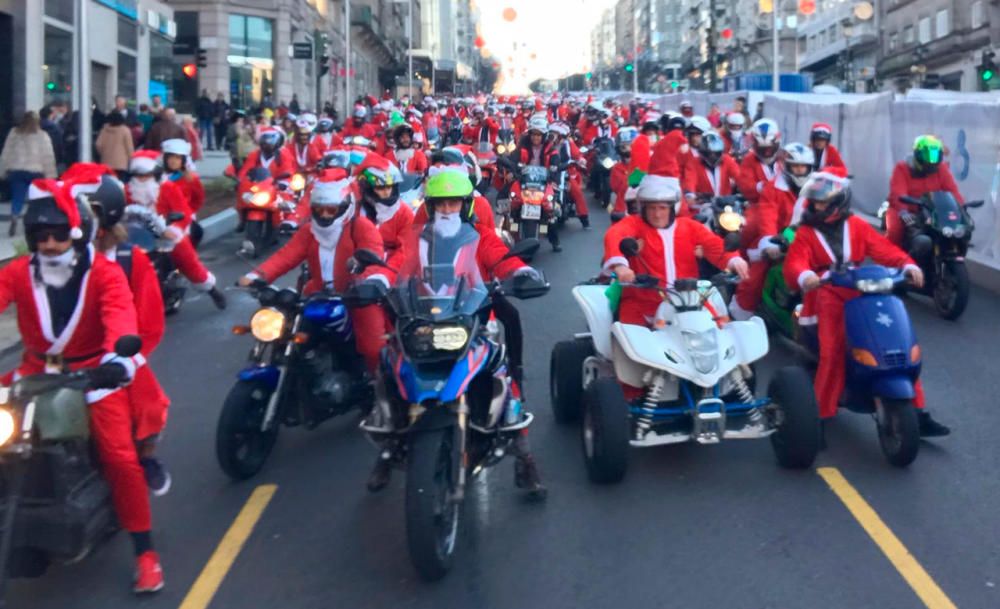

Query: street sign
[293,43,313,60]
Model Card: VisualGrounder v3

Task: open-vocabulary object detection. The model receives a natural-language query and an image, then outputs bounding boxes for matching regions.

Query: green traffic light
[625,64,634,72]
[46,82,56,91]
[585,72,593,80]
[983,68,995,82]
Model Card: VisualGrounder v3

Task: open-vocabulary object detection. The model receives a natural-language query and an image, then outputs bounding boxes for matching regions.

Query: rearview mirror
[114,335,142,358]
[619,237,640,257]
[965,200,985,209]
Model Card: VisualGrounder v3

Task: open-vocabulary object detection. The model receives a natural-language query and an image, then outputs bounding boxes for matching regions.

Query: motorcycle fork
[261,314,302,431]
[452,395,470,503]
[0,458,27,605]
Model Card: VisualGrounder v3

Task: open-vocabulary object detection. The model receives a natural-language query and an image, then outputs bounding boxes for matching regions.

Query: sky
[474,0,616,93]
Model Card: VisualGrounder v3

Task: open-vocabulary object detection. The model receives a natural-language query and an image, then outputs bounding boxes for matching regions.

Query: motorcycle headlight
[682,330,718,374]
[250,308,286,342]
[289,173,306,192]
[719,210,744,232]
[953,225,966,238]
[601,157,615,169]
[251,191,272,207]
[0,407,14,446]
[432,326,469,351]
[855,278,894,294]
[942,225,954,238]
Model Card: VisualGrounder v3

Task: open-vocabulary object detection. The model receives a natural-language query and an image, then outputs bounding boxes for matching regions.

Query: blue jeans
[198,118,214,149]
[7,170,42,217]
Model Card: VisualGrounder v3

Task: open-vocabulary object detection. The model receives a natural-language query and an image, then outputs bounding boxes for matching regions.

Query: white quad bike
[550,243,820,483]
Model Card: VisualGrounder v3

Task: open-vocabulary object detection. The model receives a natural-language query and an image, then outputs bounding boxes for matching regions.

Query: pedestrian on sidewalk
[0,111,57,236]
[213,92,229,151]
[143,108,186,153]
[196,90,215,151]
[95,111,135,180]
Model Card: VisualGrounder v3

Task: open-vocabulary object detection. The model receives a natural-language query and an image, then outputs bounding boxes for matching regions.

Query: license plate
[540,224,548,235]
[521,204,542,220]
[510,221,519,231]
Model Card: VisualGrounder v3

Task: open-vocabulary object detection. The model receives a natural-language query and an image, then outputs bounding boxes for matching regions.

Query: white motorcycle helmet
[750,118,781,164]
[636,174,682,215]
[781,142,816,189]
[527,113,549,134]
[687,116,714,135]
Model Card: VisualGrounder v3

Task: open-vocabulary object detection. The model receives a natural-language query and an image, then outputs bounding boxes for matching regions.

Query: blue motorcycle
[215,267,374,480]
[352,226,548,581]
[814,265,923,467]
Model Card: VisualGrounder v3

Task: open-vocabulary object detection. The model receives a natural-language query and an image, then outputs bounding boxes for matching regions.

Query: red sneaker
[133,550,164,594]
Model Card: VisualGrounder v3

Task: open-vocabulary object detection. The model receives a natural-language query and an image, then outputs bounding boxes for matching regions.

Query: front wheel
[216,380,281,480]
[767,367,820,469]
[933,260,970,320]
[405,428,460,581]
[877,399,919,468]
[581,378,630,483]
[550,339,594,424]
[245,220,269,259]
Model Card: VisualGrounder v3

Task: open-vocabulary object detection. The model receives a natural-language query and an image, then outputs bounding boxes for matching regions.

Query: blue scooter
[812,265,923,467]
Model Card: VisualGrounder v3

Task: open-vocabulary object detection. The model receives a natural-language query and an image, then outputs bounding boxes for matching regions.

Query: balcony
[799,31,877,70]
[351,4,400,66]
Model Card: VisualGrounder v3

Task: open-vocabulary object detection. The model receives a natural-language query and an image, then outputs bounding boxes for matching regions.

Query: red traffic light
[721,28,733,39]
[798,0,816,15]
[182,63,197,79]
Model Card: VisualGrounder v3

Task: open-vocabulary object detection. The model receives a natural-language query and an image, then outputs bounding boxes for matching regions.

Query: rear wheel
[581,378,630,483]
[933,260,970,320]
[767,367,820,469]
[405,428,459,581]
[216,380,280,480]
[877,399,920,468]
[550,339,594,424]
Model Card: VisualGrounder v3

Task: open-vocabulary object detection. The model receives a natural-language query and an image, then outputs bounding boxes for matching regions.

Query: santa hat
[28,179,83,239]
[816,166,849,181]
[129,150,161,175]
[811,122,833,136]
[60,162,116,184]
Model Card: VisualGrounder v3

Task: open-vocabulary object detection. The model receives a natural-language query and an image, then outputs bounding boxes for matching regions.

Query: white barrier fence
[610,89,1000,270]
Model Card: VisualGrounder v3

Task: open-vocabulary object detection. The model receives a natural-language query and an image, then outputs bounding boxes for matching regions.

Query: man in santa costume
[783,172,950,439]
[286,121,324,173]
[63,163,173,495]
[413,148,496,231]
[238,175,389,373]
[356,155,414,271]
[731,142,814,321]
[384,123,429,175]
[603,175,749,399]
[160,138,206,246]
[340,105,377,140]
[737,118,782,204]
[809,122,847,172]
[127,150,227,309]
[312,117,343,154]
[0,179,164,593]
[237,128,296,182]
[648,113,691,180]
[365,170,547,498]
[461,104,499,145]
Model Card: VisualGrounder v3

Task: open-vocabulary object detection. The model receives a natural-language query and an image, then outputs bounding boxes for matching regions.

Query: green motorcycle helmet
[912,135,943,173]
[388,111,406,130]
[423,170,475,222]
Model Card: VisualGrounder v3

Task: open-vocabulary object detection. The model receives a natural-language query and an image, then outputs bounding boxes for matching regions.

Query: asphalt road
[5,204,1000,609]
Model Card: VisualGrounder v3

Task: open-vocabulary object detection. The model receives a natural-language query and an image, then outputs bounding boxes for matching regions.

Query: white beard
[374,201,400,225]
[310,204,352,283]
[129,179,160,208]
[395,148,415,168]
[36,250,77,288]
[433,213,462,238]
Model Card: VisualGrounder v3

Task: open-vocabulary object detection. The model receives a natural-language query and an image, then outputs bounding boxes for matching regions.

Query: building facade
[798,0,878,92]
[0,0,176,132]
[420,0,479,94]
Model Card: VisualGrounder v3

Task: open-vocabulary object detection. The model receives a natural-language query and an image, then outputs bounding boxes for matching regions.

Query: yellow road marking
[178,484,278,609]
[817,467,957,609]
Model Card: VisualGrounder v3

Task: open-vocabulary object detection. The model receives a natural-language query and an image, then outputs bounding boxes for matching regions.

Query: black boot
[579,215,591,230]
[918,410,951,437]
[514,455,547,502]
[7,216,17,237]
[366,454,392,492]
[208,287,227,310]
[548,232,562,252]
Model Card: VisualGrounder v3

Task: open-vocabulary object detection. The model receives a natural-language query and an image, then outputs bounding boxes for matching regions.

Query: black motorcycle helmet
[661,113,689,133]
[23,182,94,253]
[800,171,852,227]
[75,175,127,230]
[315,118,334,134]
[393,123,415,148]
[699,133,726,169]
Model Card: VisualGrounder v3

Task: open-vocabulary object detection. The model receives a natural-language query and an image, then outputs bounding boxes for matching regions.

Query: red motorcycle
[505,165,554,257]
[227,166,286,258]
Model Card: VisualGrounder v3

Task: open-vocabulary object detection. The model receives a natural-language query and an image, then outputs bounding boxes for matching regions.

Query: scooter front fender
[870,375,916,401]
[238,366,280,389]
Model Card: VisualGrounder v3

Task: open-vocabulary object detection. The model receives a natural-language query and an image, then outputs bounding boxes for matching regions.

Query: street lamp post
[76,0,91,162]
[345,0,352,119]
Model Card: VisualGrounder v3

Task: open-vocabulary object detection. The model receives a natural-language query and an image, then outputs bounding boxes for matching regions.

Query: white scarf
[129,179,160,209]
[309,204,352,283]
[36,249,78,288]
[395,147,415,169]
[374,201,400,225]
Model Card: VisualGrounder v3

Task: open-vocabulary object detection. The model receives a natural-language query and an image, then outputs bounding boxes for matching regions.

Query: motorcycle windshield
[521,165,548,189]
[393,223,488,321]
[247,167,272,182]
[927,191,965,228]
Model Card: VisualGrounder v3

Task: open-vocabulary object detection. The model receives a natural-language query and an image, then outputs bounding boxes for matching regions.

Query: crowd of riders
[0,88,964,596]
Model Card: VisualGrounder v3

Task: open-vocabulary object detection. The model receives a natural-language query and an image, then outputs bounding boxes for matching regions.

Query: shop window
[43,24,73,104]
[118,16,138,50]
[117,51,137,101]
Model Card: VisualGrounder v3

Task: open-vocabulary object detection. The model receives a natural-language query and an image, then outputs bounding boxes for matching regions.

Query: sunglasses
[29,225,72,243]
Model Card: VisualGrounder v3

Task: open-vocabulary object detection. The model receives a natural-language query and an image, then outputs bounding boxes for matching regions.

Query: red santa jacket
[648,130,690,178]
[0,249,138,378]
[610,162,629,207]
[603,215,738,315]
[253,216,385,295]
[340,122,377,140]
[312,132,344,154]
[285,140,324,173]
[238,147,297,181]
[682,154,741,197]
[784,215,915,292]
[385,148,429,175]
[413,195,496,231]
[168,173,205,215]
[462,118,500,145]
[628,134,656,178]
[814,144,846,171]
[737,152,780,203]
[744,174,801,261]
[127,180,194,231]
[577,119,618,146]
[361,201,414,272]
[888,160,963,213]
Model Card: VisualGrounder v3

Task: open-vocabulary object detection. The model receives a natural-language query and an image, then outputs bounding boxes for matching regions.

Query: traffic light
[182,63,198,79]
[670,80,679,89]
[980,50,997,87]
[196,48,208,68]
[585,72,593,80]
[625,63,634,72]
[46,81,56,91]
